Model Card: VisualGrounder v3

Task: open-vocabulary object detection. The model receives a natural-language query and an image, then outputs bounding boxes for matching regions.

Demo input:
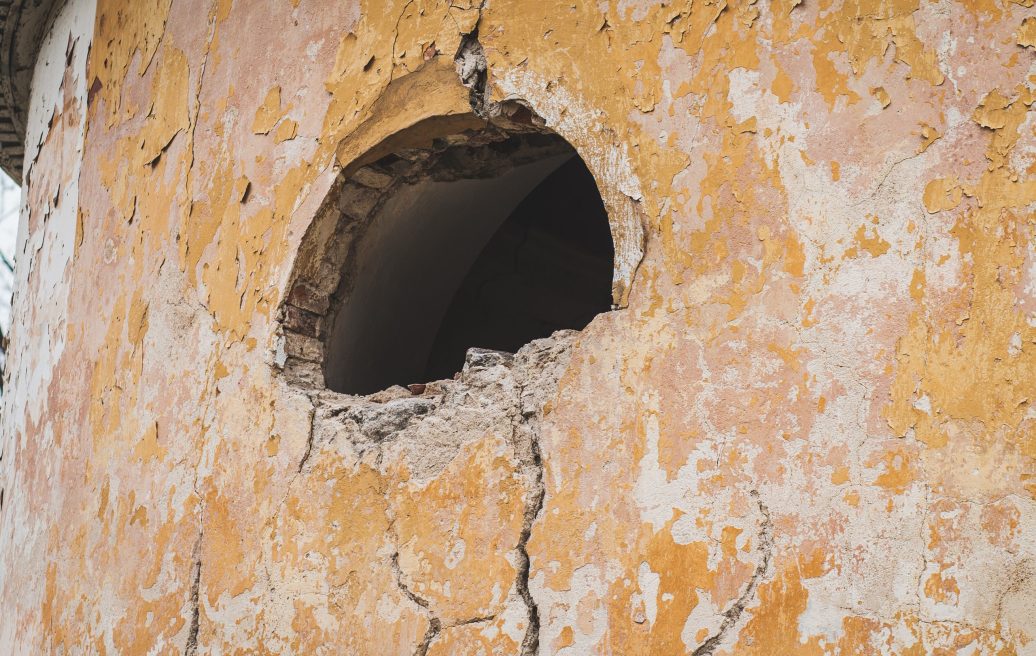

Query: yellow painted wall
[1,0,1035,652]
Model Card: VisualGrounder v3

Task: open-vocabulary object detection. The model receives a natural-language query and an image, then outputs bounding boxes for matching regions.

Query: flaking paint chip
[918,123,940,153]
[252,86,283,135]
[275,119,298,143]
[871,86,891,108]
[1017,17,1036,48]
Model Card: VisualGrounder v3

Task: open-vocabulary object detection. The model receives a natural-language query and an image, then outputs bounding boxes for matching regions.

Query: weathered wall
[0,0,96,647]
[1,0,1035,653]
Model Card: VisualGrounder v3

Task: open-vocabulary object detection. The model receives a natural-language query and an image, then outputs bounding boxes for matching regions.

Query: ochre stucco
[1,0,1035,653]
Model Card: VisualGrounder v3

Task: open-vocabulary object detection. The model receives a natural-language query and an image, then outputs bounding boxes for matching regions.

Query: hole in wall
[422,156,613,382]
[281,119,617,396]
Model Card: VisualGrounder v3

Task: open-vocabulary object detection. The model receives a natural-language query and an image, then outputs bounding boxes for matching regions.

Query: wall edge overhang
[0,0,61,183]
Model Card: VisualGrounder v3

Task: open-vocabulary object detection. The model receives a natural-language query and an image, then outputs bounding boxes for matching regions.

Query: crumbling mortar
[453,5,498,121]
[294,381,444,476]
[455,32,490,118]
[691,491,774,656]
[325,393,443,462]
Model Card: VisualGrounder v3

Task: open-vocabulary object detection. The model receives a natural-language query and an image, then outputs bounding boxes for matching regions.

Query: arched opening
[281,122,616,396]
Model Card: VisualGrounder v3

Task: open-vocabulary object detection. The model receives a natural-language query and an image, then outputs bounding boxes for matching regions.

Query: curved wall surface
[1,0,1035,653]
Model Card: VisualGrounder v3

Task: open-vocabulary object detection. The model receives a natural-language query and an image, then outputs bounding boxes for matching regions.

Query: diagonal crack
[296,399,317,473]
[388,540,508,653]
[391,551,441,656]
[451,614,496,627]
[692,490,774,656]
[415,619,441,656]
[849,150,926,209]
[389,547,496,654]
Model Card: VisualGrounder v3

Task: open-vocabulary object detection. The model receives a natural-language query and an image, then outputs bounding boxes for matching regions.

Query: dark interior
[422,157,614,381]
[325,138,613,395]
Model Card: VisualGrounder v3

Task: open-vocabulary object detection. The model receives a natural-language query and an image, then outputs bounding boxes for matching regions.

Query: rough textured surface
[1,0,1036,653]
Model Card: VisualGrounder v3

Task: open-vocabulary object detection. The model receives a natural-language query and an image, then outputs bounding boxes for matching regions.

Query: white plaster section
[6,0,95,426]
[495,583,533,647]
[494,68,645,307]
[444,538,466,570]
[725,62,974,345]
[0,1,96,652]
[1008,99,1036,179]
[633,393,691,531]
[681,590,722,651]
[796,566,850,644]
[615,0,665,22]
[534,561,617,655]
[630,389,753,557]
[726,66,928,270]
[635,560,660,626]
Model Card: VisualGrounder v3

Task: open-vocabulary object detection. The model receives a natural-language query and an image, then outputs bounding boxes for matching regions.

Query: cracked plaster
[0,0,1035,653]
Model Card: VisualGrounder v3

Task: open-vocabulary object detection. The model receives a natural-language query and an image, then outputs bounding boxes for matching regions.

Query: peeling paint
[1,0,1035,653]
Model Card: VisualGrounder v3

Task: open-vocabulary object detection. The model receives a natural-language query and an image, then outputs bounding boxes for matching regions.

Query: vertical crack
[453,17,496,120]
[184,0,220,208]
[514,433,544,655]
[515,439,544,655]
[388,0,417,83]
[454,30,489,117]
[184,528,204,656]
[505,336,578,655]
[512,368,545,655]
[916,483,931,613]
[692,491,774,656]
